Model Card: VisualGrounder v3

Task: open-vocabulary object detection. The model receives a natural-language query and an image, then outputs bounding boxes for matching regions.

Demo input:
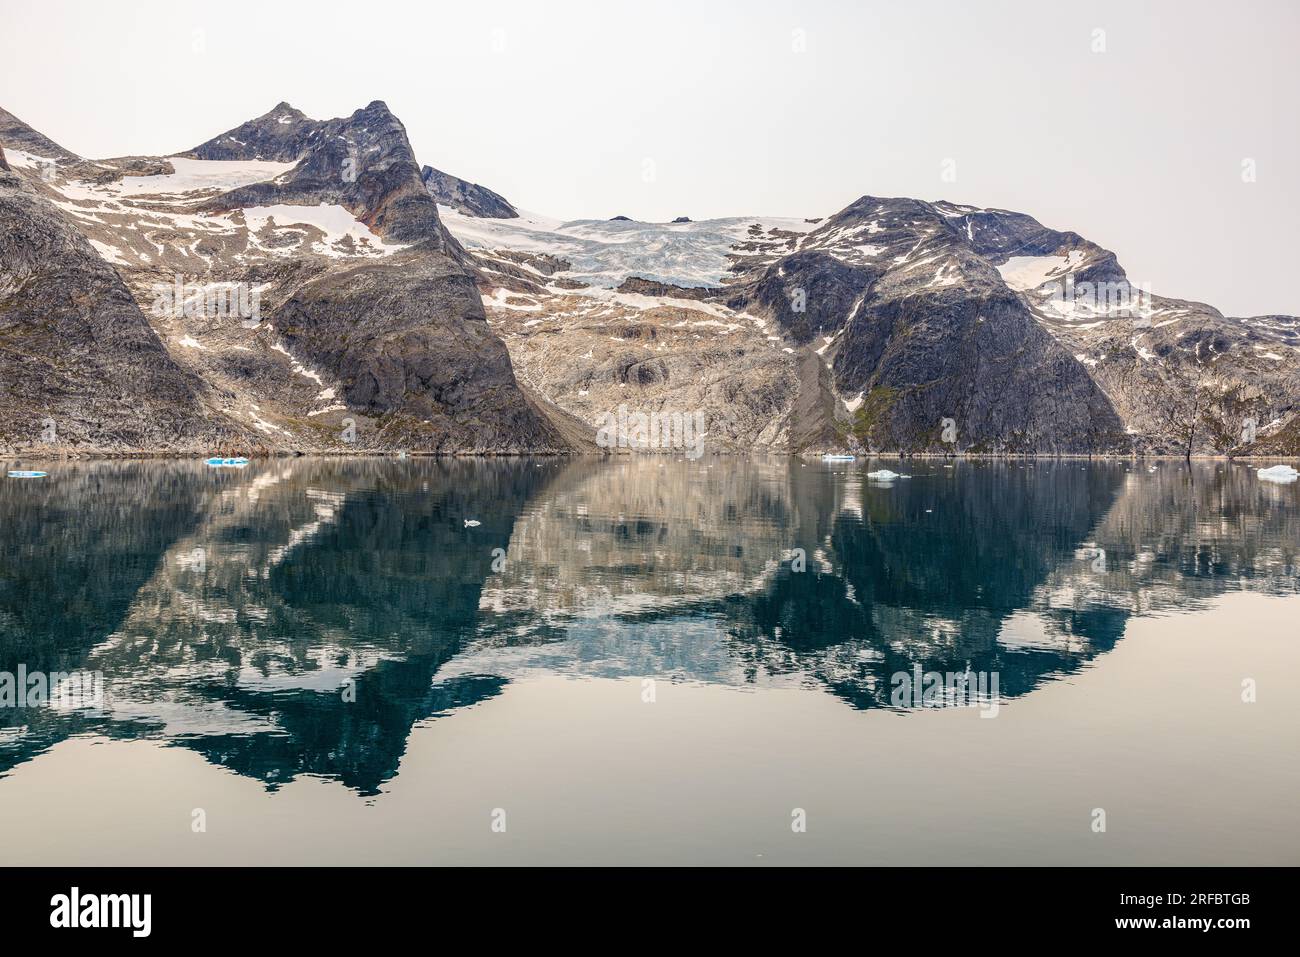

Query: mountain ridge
[2,100,1296,458]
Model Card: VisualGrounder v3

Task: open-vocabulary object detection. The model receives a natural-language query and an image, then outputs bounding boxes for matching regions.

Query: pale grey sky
[2,0,1296,315]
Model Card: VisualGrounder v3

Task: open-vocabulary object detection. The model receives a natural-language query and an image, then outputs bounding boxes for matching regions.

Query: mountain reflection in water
[1,457,1296,795]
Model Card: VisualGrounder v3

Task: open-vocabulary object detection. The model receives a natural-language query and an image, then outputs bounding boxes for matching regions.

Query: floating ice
[1256,465,1299,484]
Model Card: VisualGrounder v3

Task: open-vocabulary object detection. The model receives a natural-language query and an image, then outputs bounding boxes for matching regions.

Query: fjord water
[0,457,1296,865]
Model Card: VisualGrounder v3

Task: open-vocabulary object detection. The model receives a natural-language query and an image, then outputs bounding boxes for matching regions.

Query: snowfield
[438,205,811,289]
[242,203,406,257]
[997,250,1086,291]
[31,157,403,263]
[114,158,297,197]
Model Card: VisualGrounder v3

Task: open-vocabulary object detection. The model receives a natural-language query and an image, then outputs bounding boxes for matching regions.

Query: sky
[2,0,1296,316]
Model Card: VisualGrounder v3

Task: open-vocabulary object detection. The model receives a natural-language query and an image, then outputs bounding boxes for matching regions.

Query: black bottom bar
[9,866,1288,941]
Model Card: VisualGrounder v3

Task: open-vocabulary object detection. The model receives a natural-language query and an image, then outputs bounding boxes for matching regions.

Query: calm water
[0,456,1297,864]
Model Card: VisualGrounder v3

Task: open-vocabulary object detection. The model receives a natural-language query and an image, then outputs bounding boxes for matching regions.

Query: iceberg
[1256,465,1299,484]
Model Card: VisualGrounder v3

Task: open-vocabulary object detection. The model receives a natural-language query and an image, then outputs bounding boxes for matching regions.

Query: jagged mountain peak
[346,100,404,130]
[186,99,409,166]
[421,164,518,219]
[0,104,80,163]
[3,98,1297,457]
[0,100,574,455]
[188,103,317,162]
[171,99,457,246]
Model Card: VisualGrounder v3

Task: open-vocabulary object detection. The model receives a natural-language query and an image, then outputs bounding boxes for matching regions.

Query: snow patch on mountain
[998,250,1086,291]
[4,148,59,170]
[115,158,297,198]
[243,203,405,257]
[88,239,130,265]
[439,205,811,288]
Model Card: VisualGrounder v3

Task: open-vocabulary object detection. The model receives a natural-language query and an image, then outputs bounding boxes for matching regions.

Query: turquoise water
[0,457,1297,864]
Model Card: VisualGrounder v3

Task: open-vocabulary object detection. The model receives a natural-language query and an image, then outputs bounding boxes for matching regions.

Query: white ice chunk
[1256,465,1299,483]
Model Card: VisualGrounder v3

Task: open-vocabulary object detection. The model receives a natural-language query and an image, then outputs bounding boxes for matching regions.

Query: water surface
[0,457,1296,864]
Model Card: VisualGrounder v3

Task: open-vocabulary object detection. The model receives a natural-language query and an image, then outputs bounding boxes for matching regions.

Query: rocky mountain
[723,197,1128,453]
[1,99,1296,457]
[1,147,256,452]
[0,102,584,455]
[421,164,517,219]
[0,105,79,164]
[443,194,1299,455]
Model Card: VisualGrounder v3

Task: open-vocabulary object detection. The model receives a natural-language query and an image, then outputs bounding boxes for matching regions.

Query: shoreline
[4,450,1300,463]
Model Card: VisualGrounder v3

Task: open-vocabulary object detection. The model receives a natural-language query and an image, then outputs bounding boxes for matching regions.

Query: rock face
[0,102,580,454]
[445,192,1299,456]
[271,251,573,451]
[726,197,1128,453]
[945,202,1299,456]
[188,100,456,248]
[0,105,79,163]
[0,164,253,453]
[2,100,1296,457]
[420,165,517,219]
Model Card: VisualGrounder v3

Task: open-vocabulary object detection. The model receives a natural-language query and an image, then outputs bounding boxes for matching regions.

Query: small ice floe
[7,470,47,478]
[206,457,249,468]
[866,469,909,481]
[1256,465,1299,484]
[464,519,481,527]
